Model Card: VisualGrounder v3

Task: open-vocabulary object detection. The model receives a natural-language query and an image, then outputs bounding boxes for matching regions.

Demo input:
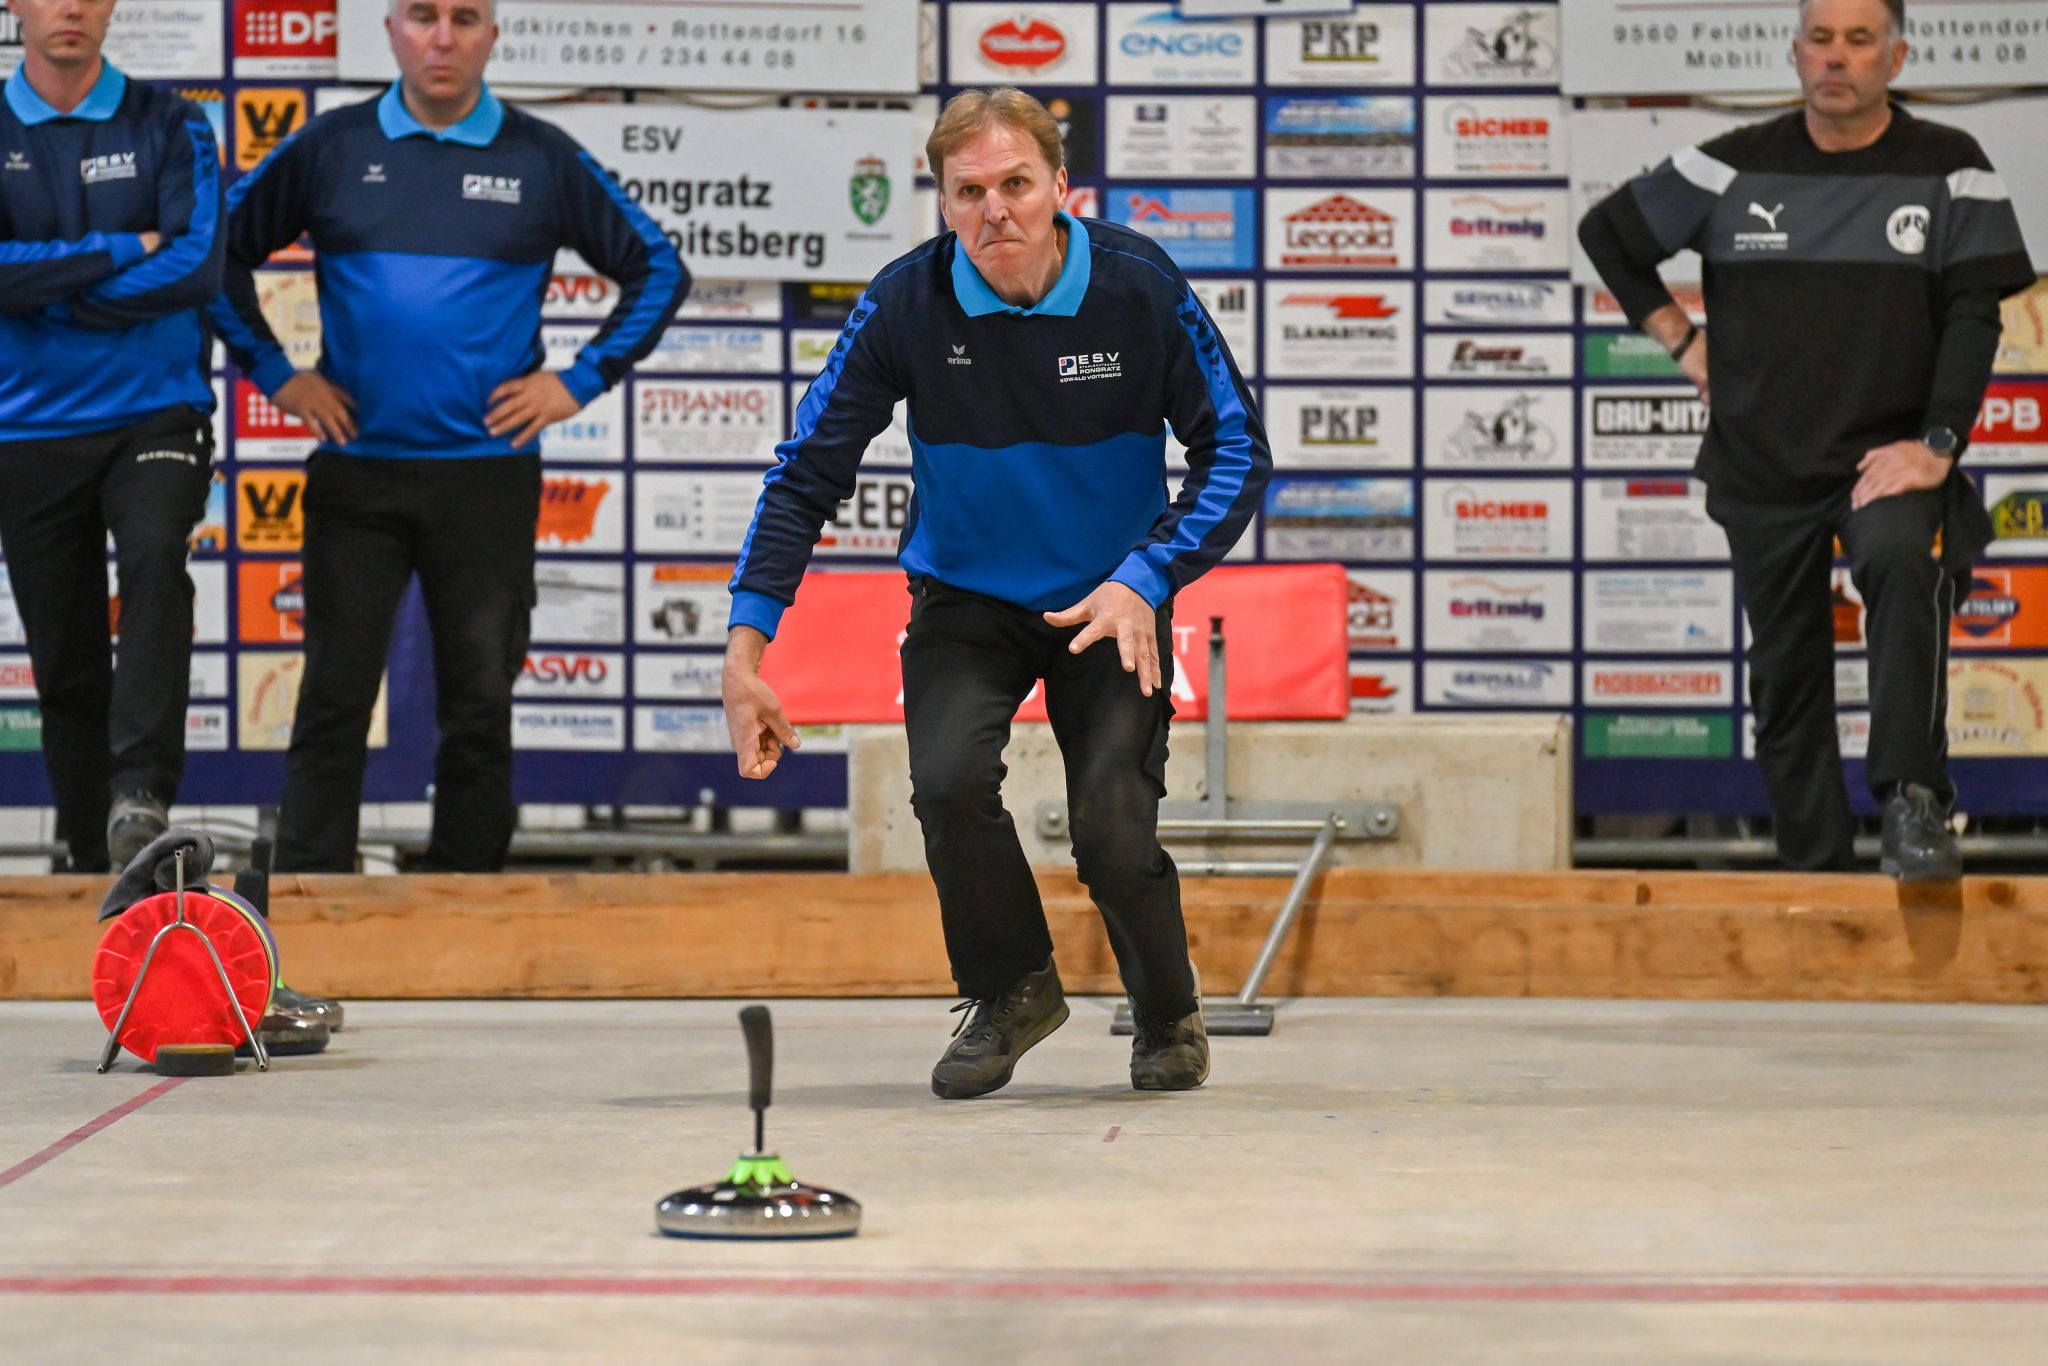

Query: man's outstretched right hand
[273,371,359,447]
[722,626,800,779]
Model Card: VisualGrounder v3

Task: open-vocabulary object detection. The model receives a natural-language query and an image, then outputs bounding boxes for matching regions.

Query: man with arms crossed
[1579,0,2034,879]
[723,89,1271,1097]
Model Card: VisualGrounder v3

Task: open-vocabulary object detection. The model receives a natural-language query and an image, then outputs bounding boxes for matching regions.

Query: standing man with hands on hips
[1578,0,2034,881]
[722,89,1271,1099]
[213,0,686,872]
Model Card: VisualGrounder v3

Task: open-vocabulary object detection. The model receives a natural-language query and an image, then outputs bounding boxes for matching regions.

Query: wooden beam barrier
[5,870,2048,1003]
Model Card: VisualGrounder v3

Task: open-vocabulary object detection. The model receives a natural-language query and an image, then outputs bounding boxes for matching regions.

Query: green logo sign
[0,706,42,752]
[849,155,890,227]
[1584,333,1681,378]
[1583,713,1732,759]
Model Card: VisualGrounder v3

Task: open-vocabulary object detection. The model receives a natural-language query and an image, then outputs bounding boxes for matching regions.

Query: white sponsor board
[1422,333,1574,381]
[1423,95,1567,179]
[1422,279,1573,327]
[1263,280,1413,379]
[1191,280,1257,374]
[1265,476,1415,559]
[1265,187,1414,271]
[1349,658,1415,714]
[634,472,764,556]
[635,380,784,464]
[537,470,625,554]
[1423,387,1573,470]
[191,652,230,700]
[819,472,915,557]
[636,563,736,646]
[1265,6,1415,85]
[1582,388,1709,469]
[2,1,229,79]
[1562,0,2048,95]
[532,562,626,644]
[1567,106,1751,285]
[633,652,727,702]
[542,325,599,371]
[515,651,627,699]
[1582,478,1729,562]
[678,278,785,322]
[788,329,841,377]
[0,654,33,700]
[1105,5,1257,85]
[1424,569,1574,652]
[532,105,917,283]
[1265,386,1415,469]
[1423,659,1573,707]
[511,704,625,752]
[1745,713,1871,761]
[948,4,1101,83]
[338,0,919,93]
[789,387,914,468]
[1424,188,1570,272]
[1347,568,1413,650]
[1744,658,1869,707]
[1184,0,1353,13]
[633,705,735,753]
[186,705,230,753]
[636,325,782,375]
[1263,95,1414,180]
[1423,3,1561,87]
[540,386,625,464]
[1423,477,1574,561]
[0,567,24,647]
[1584,661,1734,709]
[1106,97,1258,180]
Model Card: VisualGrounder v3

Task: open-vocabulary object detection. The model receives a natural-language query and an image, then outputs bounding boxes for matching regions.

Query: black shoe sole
[1131,1058,1210,1091]
[931,1000,1070,1100]
[1881,855,1963,883]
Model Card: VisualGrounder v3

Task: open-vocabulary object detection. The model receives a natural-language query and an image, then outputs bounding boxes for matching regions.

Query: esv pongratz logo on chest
[80,151,138,184]
[1058,351,1123,382]
[462,173,521,204]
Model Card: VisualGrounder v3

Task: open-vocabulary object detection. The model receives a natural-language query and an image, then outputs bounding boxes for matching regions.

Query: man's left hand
[1851,440,1951,511]
[1044,581,1163,697]
[486,372,582,448]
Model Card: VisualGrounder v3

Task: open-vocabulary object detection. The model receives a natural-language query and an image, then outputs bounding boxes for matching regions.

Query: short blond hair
[926,88,1063,188]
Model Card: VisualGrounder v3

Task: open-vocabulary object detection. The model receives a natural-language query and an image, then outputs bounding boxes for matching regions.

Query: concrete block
[848,713,1572,873]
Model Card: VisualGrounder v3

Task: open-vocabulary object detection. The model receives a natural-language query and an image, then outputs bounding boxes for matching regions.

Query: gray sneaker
[106,792,169,871]
[1130,972,1210,1091]
[931,959,1069,1100]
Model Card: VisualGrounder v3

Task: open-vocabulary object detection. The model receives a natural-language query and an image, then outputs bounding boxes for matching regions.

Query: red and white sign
[515,651,627,700]
[234,0,337,78]
[234,377,315,462]
[948,4,1099,82]
[1265,189,1413,271]
[763,566,1351,724]
[1970,382,2048,465]
[1582,661,1734,708]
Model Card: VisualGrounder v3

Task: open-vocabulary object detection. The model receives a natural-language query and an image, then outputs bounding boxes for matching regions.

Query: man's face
[7,0,115,69]
[1792,0,1907,119]
[940,123,1068,299]
[386,0,496,107]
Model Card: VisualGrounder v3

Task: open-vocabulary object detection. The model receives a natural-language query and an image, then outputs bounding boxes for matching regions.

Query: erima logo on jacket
[462,173,520,203]
[80,151,137,184]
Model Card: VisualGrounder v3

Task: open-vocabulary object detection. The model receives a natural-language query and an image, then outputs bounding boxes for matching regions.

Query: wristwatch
[1921,425,1960,458]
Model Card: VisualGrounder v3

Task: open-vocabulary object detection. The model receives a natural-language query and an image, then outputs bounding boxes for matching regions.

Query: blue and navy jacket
[0,63,222,442]
[730,214,1271,636]
[212,84,685,459]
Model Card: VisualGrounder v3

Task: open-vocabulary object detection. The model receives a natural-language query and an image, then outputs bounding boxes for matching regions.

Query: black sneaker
[931,960,1069,1100]
[1881,783,1962,883]
[106,792,168,871]
[1130,996,1210,1092]
[273,983,345,1033]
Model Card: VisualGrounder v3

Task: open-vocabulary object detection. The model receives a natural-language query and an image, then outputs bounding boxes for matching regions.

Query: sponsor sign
[138,561,230,646]
[1422,333,1574,381]
[1425,569,1573,652]
[233,86,305,171]
[1952,568,2048,649]
[1947,658,2048,756]
[789,386,913,467]
[1424,189,1570,272]
[1423,476,1574,561]
[1582,661,1734,708]
[1584,333,1684,379]
[534,106,917,283]
[236,560,305,643]
[191,653,230,700]
[1582,477,1727,562]
[1997,279,2048,375]
[1265,385,1414,469]
[1349,658,1415,715]
[1264,476,1415,559]
[1043,94,1100,176]
[253,271,321,368]
[1582,387,1709,469]
[515,652,626,700]
[233,377,315,461]
[633,472,766,556]
[1263,281,1413,378]
[536,472,625,554]
[0,568,24,648]
[635,563,736,646]
[677,277,784,322]
[1583,570,1734,653]
[1423,95,1566,179]
[511,704,625,753]
[1566,105,1750,284]
[1423,388,1572,470]
[238,651,385,750]
[1969,382,2047,465]
[544,272,624,321]
[1183,0,1356,13]
[3,1,229,80]
[633,706,734,753]
[186,705,230,753]
[178,86,229,163]
[819,472,914,556]
[1106,97,1258,180]
[1262,95,1414,180]
[788,329,841,377]
[1422,659,1573,707]
[1585,283,1706,326]
[1190,279,1256,374]
[235,468,306,550]
[532,562,626,644]
[234,0,335,78]
[191,470,229,554]
[1347,569,1413,650]
[0,706,39,751]
[784,280,870,325]
[633,652,727,702]
[948,4,1099,82]
[1424,2,1561,86]
[1423,279,1572,327]
[1105,5,1256,84]
[539,386,625,464]
[1982,474,2048,558]
[1583,713,1733,758]
[920,1,939,84]
[635,380,784,464]
[1265,188,1414,271]
[0,654,34,700]
[543,324,598,371]
[1109,188,1258,271]
[1265,6,1415,86]
[636,325,781,375]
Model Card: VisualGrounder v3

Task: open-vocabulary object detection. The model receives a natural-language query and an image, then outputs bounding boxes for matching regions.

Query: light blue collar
[377,81,503,147]
[950,212,1091,318]
[4,61,127,126]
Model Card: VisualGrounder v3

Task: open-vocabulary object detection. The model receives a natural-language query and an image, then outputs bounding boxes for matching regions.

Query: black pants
[0,406,212,870]
[1713,484,1952,872]
[274,452,540,873]
[901,577,1197,1019]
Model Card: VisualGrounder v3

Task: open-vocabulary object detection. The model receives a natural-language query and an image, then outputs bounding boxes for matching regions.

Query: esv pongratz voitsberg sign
[335,0,919,94]
[1559,0,2048,95]
[536,105,920,283]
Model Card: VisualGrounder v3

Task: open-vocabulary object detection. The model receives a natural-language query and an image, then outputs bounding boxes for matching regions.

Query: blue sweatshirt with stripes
[0,63,222,442]
[730,213,1271,637]
[212,84,685,459]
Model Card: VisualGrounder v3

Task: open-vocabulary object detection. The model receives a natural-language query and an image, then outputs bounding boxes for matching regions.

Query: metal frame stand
[1033,617,1400,1037]
[97,851,270,1074]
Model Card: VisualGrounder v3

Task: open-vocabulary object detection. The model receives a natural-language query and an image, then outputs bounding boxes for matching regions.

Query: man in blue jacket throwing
[723,89,1272,1098]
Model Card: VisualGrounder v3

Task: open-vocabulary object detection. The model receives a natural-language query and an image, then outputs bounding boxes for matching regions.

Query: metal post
[1234,814,1340,1008]
[1204,616,1227,822]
